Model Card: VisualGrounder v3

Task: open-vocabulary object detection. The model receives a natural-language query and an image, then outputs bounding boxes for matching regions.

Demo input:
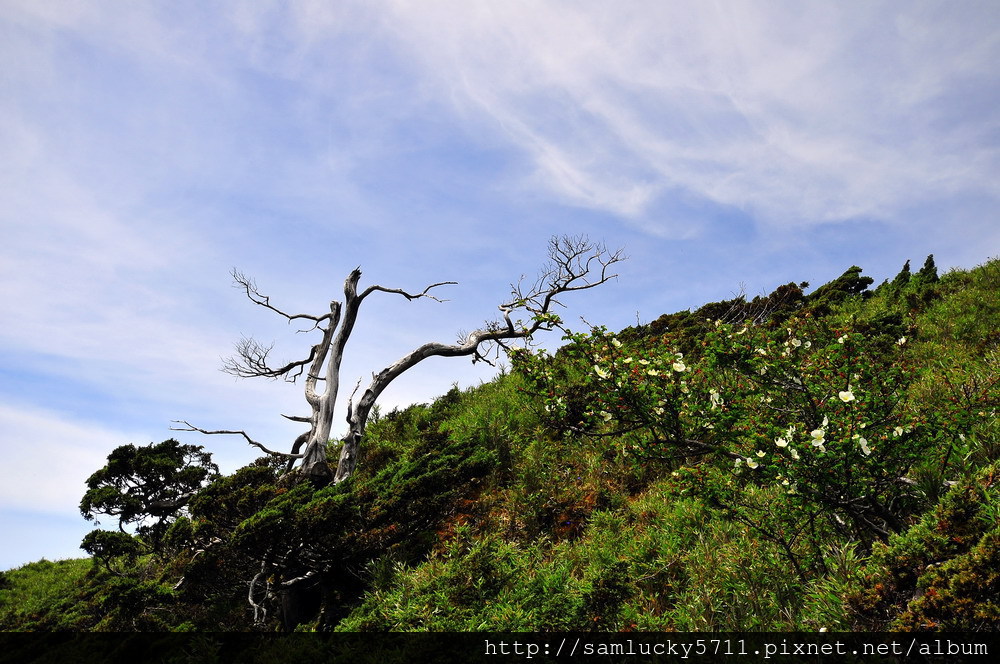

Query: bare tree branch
[231,269,332,325]
[170,421,304,459]
[360,280,457,303]
[222,336,321,382]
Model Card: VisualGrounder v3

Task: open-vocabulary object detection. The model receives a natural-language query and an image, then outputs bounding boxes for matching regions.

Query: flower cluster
[511,313,983,544]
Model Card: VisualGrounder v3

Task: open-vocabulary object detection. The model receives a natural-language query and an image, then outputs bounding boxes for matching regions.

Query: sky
[1,0,997,571]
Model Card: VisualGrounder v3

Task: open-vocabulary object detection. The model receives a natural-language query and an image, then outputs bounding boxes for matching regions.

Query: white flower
[594,365,609,379]
[838,390,855,403]
[775,437,788,448]
[639,359,650,365]
[709,390,723,409]
[672,361,686,372]
[859,437,871,456]
[653,407,665,415]
[648,369,660,376]
[746,458,759,469]
[600,410,612,422]
[734,457,743,468]
[804,341,812,348]
[611,338,622,348]
[810,424,826,449]
[756,450,766,458]
[897,337,907,345]
[791,338,802,347]
[894,426,904,437]
[675,352,684,360]
[837,335,847,344]
[790,448,800,460]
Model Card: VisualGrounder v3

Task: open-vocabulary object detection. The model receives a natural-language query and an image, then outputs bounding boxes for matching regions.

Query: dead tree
[175,235,623,484]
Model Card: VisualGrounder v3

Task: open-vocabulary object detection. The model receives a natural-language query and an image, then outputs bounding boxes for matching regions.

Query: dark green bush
[847,462,1000,630]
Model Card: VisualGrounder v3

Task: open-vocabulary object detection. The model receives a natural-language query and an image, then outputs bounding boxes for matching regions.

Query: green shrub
[0,558,93,630]
[847,462,1000,630]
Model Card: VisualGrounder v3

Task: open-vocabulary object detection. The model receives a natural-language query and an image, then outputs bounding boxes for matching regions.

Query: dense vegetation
[2,255,998,632]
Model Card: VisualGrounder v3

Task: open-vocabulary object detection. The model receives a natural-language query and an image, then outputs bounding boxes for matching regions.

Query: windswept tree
[80,439,219,560]
[175,235,623,484]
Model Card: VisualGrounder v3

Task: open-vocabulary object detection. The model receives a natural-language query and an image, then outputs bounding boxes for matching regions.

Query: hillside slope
[2,256,997,632]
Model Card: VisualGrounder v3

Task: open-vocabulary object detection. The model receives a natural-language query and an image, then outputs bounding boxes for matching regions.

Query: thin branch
[506,235,625,321]
[360,280,458,303]
[280,569,320,588]
[222,337,320,382]
[170,421,304,459]
[231,268,332,324]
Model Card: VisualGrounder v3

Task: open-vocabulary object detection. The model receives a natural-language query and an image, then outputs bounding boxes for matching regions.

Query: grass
[0,558,92,630]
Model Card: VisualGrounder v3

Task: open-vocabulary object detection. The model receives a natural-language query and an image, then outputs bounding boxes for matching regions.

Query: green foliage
[916,254,939,286]
[95,577,178,631]
[0,559,92,630]
[339,480,830,631]
[636,280,807,353]
[804,265,874,315]
[514,312,982,559]
[80,529,142,573]
[80,439,219,550]
[847,462,1000,630]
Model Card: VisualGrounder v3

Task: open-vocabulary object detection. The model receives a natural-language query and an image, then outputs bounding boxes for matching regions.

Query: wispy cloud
[377,1,999,231]
[0,405,131,515]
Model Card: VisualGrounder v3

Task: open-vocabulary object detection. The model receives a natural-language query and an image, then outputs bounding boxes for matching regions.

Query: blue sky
[1,1,997,570]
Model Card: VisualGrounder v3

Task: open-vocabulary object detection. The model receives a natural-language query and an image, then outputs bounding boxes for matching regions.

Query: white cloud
[375,0,998,231]
[0,405,131,515]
